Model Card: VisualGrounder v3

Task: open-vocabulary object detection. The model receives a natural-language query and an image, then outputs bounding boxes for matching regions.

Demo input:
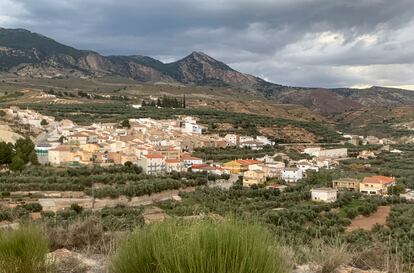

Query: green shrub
[70,203,83,214]
[16,202,43,213]
[0,226,51,273]
[111,219,290,273]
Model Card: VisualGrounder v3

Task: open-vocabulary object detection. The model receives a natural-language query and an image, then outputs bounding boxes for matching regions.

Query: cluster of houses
[310,175,396,203]
[4,107,55,128]
[3,107,275,175]
[357,145,403,159]
[35,116,215,173]
[342,133,396,146]
[2,107,401,204]
[237,147,347,187]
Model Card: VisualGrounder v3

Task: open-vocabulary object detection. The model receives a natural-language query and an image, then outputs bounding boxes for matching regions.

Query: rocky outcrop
[167,51,259,88]
[293,263,386,273]
[48,248,106,273]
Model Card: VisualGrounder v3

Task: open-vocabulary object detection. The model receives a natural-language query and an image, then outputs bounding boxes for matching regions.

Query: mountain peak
[189,51,221,62]
[189,51,209,58]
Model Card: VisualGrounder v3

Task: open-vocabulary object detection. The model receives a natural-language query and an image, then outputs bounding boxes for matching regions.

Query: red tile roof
[362,176,395,185]
[192,164,216,170]
[144,154,164,159]
[165,159,180,164]
[49,145,71,152]
[235,159,260,166]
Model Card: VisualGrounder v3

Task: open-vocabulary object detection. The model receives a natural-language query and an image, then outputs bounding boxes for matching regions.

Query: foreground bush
[112,219,290,273]
[0,226,51,273]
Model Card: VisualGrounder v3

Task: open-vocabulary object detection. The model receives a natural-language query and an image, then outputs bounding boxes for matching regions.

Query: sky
[1,0,414,89]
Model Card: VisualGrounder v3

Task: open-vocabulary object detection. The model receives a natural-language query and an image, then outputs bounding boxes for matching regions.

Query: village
[0,106,403,206]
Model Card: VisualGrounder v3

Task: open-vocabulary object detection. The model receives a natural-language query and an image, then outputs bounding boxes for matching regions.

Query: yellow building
[48,145,74,165]
[81,143,100,153]
[223,160,242,174]
[243,170,266,187]
[333,178,360,192]
[360,176,395,195]
[223,159,260,174]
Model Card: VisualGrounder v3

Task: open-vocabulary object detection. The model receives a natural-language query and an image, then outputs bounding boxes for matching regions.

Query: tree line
[142,95,186,108]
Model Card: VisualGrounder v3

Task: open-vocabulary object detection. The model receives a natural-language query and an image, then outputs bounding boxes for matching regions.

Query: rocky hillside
[1,28,414,115]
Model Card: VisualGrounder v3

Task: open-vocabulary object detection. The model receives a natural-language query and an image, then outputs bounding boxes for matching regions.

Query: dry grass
[291,239,353,273]
[47,217,105,252]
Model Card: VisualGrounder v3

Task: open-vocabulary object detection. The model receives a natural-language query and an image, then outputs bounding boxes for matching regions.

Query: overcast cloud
[1,0,414,89]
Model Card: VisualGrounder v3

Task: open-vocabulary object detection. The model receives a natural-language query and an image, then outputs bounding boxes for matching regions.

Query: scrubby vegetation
[111,219,291,273]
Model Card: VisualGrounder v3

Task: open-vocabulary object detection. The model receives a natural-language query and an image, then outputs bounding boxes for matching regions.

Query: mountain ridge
[1,27,414,115]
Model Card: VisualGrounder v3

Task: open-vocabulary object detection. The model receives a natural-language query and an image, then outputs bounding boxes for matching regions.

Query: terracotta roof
[235,159,260,166]
[362,176,395,185]
[144,154,164,159]
[49,145,71,152]
[191,164,209,168]
[165,159,180,164]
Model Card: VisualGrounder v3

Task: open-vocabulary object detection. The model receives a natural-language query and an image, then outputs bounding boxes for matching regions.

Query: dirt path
[346,206,390,232]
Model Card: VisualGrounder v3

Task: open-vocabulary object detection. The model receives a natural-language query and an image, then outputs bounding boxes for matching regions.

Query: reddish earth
[258,125,316,143]
[346,206,390,232]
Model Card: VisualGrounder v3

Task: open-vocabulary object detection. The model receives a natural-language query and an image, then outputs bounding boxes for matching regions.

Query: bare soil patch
[346,206,390,232]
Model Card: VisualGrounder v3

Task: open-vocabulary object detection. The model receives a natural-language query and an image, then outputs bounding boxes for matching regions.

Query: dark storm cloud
[1,0,414,88]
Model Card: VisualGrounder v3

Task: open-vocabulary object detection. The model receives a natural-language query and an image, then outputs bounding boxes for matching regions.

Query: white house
[265,162,285,178]
[304,147,347,159]
[224,134,239,146]
[296,161,319,173]
[239,136,255,143]
[281,168,303,183]
[239,140,264,150]
[165,159,183,173]
[136,154,166,174]
[256,136,273,146]
[304,147,321,155]
[311,188,338,203]
[35,143,54,165]
[182,122,203,134]
[181,155,203,168]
